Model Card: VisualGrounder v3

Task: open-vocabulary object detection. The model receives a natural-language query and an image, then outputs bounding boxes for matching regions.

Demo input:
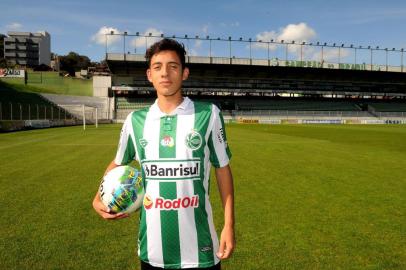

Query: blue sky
[2,0,406,65]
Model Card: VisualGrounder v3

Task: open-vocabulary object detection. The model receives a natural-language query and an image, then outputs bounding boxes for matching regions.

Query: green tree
[59,52,91,76]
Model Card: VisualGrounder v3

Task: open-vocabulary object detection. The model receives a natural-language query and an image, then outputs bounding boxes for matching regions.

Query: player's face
[147,50,189,98]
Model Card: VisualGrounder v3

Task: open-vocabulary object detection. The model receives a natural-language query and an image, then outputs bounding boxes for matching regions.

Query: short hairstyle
[145,38,187,69]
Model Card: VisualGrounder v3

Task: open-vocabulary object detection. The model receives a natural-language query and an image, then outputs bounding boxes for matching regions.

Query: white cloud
[252,23,355,62]
[202,25,209,35]
[318,47,351,62]
[6,22,23,31]
[187,40,204,56]
[194,39,202,49]
[278,23,316,43]
[254,30,278,50]
[130,28,163,49]
[253,23,318,59]
[188,48,199,56]
[254,23,316,50]
[91,26,122,46]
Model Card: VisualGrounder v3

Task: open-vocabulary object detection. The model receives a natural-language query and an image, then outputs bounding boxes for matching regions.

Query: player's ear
[146,69,152,82]
[182,67,189,81]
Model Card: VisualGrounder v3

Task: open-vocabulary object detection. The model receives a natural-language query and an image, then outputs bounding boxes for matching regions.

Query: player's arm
[93,114,136,220]
[215,164,235,259]
[92,160,129,220]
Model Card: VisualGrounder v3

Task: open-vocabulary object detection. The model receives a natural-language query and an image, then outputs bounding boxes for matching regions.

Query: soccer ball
[99,165,144,214]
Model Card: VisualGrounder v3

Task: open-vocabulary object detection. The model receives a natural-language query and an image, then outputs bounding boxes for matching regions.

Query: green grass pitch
[0,124,405,269]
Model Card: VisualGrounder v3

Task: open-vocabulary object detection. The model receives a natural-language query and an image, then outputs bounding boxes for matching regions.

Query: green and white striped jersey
[114,97,231,269]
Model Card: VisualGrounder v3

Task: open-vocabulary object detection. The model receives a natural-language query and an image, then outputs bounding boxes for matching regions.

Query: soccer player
[93,38,235,270]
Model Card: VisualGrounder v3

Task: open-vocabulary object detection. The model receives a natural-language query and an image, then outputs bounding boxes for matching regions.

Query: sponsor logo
[143,195,153,210]
[144,194,199,210]
[0,69,24,78]
[185,130,202,150]
[139,138,148,148]
[161,135,175,147]
[217,127,225,144]
[143,160,200,179]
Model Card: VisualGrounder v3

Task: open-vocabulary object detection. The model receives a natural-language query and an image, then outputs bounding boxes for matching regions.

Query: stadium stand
[367,101,406,112]
[115,97,154,110]
[234,98,361,111]
[0,81,76,121]
[112,94,387,122]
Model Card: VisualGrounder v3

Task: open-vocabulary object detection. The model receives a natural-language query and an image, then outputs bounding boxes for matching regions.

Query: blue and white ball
[99,165,144,214]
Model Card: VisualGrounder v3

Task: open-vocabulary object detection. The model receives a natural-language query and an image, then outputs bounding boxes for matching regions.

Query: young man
[93,38,235,270]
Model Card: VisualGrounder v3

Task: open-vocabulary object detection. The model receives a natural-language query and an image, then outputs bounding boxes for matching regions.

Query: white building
[4,31,51,66]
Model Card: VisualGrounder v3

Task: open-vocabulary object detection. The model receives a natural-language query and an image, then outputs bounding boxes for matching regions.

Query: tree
[59,52,91,76]
[0,58,15,68]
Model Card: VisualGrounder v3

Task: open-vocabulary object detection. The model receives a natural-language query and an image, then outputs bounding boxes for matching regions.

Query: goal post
[58,104,99,130]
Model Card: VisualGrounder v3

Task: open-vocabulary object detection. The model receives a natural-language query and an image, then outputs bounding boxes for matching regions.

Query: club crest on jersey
[161,136,174,147]
[139,138,148,148]
[185,130,202,150]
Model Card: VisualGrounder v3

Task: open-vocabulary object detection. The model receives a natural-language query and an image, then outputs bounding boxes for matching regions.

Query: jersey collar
[150,97,191,118]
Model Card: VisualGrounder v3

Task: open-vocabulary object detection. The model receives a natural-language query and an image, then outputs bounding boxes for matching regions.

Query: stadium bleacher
[367,102,406,112]
[0,82,76,121]
[115,97,154,110]
[235,98,361,111]
[113,93,406,120]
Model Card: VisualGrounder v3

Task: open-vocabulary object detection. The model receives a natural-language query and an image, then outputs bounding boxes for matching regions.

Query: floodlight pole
[249,39,252,60]
[105,34,107,57]
[123,33,126,57]
[209,39,212,58]
[228,37,232,59]
[321,46,324,66]
[267,42,270,63]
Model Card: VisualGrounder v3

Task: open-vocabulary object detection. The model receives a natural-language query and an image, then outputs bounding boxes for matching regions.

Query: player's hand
[92,193,129,220]
[216,225,235,259]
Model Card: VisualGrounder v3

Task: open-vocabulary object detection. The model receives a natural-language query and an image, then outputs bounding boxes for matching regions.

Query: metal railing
[0,102,75,121]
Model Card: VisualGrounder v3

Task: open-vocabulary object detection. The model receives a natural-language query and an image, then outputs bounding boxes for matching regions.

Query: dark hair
[145,38,187,69]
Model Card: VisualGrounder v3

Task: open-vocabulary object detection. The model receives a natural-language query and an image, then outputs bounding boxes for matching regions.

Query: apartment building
[4,31,51,67]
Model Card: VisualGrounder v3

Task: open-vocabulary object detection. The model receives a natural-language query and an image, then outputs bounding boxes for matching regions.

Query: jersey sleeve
[114,113,136,165]
[208,105,232,168]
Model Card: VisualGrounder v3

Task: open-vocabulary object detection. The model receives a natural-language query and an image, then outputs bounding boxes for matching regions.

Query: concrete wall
[93,76,111,97]
[41,93,113,120]
[112,76,134,86]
